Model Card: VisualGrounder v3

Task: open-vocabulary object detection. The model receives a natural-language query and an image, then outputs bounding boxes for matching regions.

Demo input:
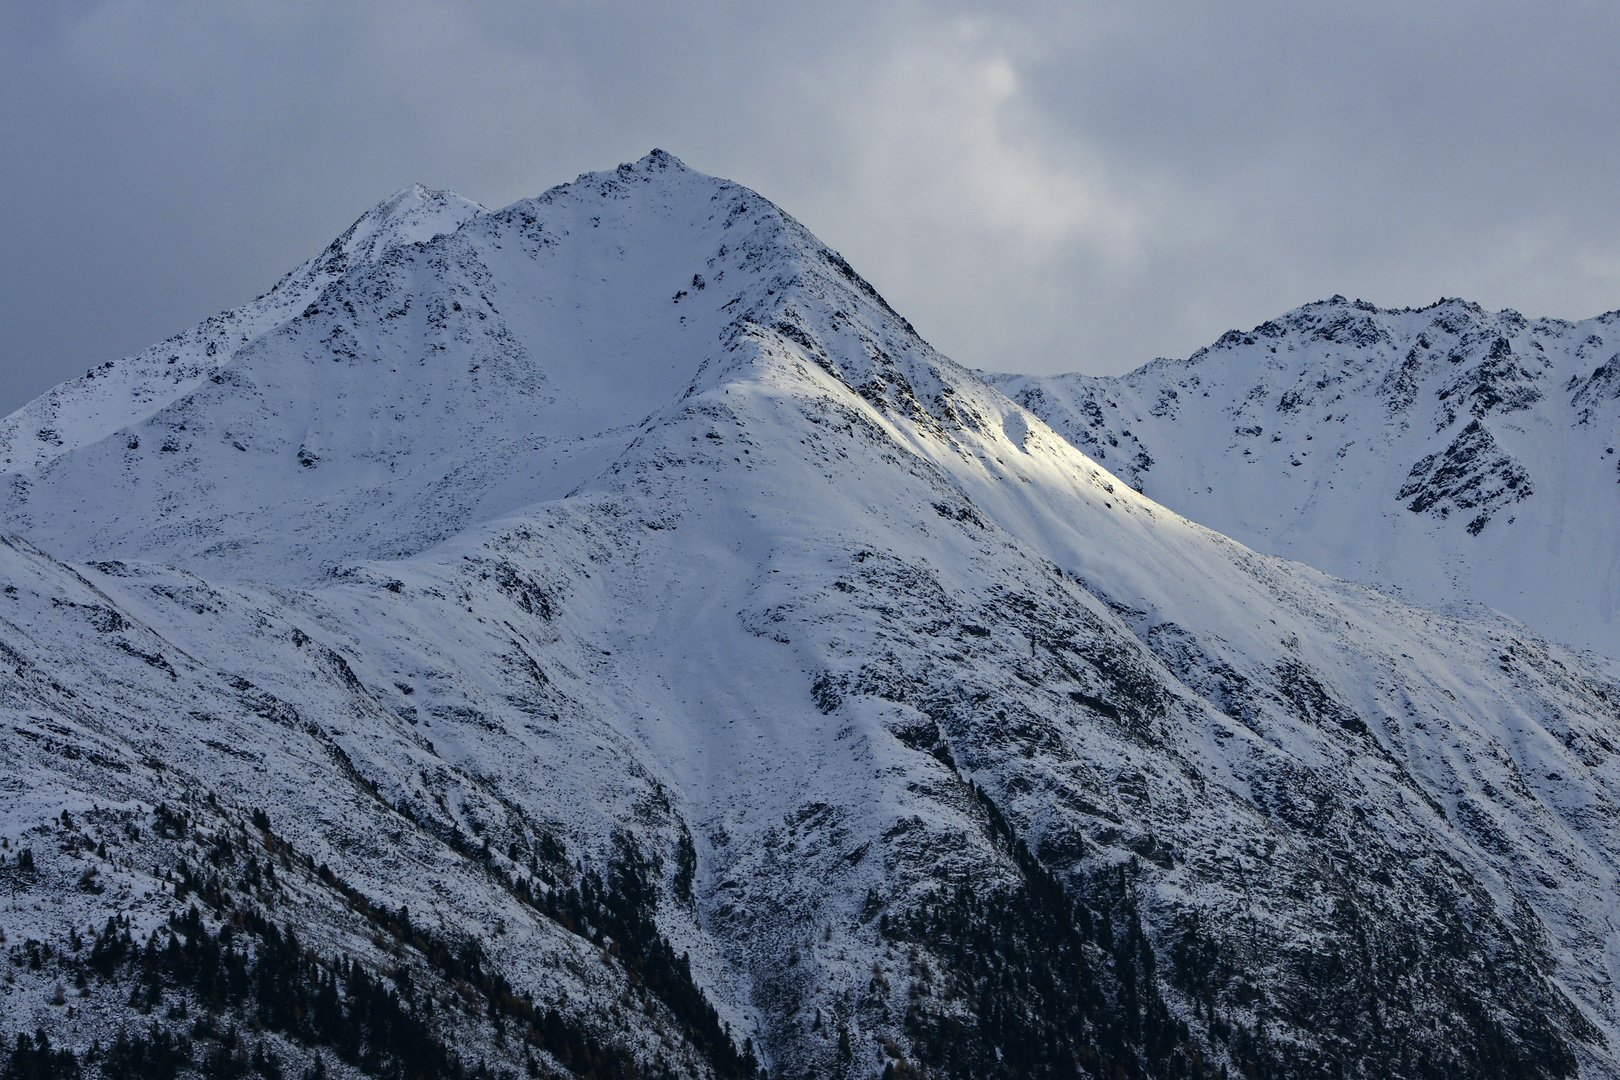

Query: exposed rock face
[1397,418,1533,533]
[3,156,1620,1080]
[989,297,1620,657]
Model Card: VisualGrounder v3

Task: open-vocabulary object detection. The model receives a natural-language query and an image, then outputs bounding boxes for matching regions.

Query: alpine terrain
[988,297,1620,659]
[3,152,1620,1080]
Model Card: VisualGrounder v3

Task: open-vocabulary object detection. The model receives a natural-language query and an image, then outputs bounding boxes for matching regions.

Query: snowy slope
[987,297,1620,658]
[4,154,1620,1080]
[0,184,483,477]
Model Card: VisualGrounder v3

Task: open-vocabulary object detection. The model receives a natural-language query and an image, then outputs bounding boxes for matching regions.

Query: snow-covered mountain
[4,153,1620,1080]
[988,297,1620,658]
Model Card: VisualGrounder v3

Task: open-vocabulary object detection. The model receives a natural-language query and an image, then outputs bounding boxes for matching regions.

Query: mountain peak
[305,183,485,278]
[0,183,487,475]
[0,150,934,578]
[632,147,689,172]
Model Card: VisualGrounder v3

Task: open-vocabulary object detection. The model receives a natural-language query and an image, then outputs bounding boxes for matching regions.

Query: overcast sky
[3,1,1619,414]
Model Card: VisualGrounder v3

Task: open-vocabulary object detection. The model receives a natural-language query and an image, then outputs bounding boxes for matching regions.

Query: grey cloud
[2,1,1617,413]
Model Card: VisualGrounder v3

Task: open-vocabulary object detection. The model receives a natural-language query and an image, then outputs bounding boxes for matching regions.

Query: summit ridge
[989,294,1620,657]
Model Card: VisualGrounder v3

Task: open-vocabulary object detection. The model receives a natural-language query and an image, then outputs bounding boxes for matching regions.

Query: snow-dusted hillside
[4,154,1620,1080]
[0,184,483,479]
[988,297,1620,658]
